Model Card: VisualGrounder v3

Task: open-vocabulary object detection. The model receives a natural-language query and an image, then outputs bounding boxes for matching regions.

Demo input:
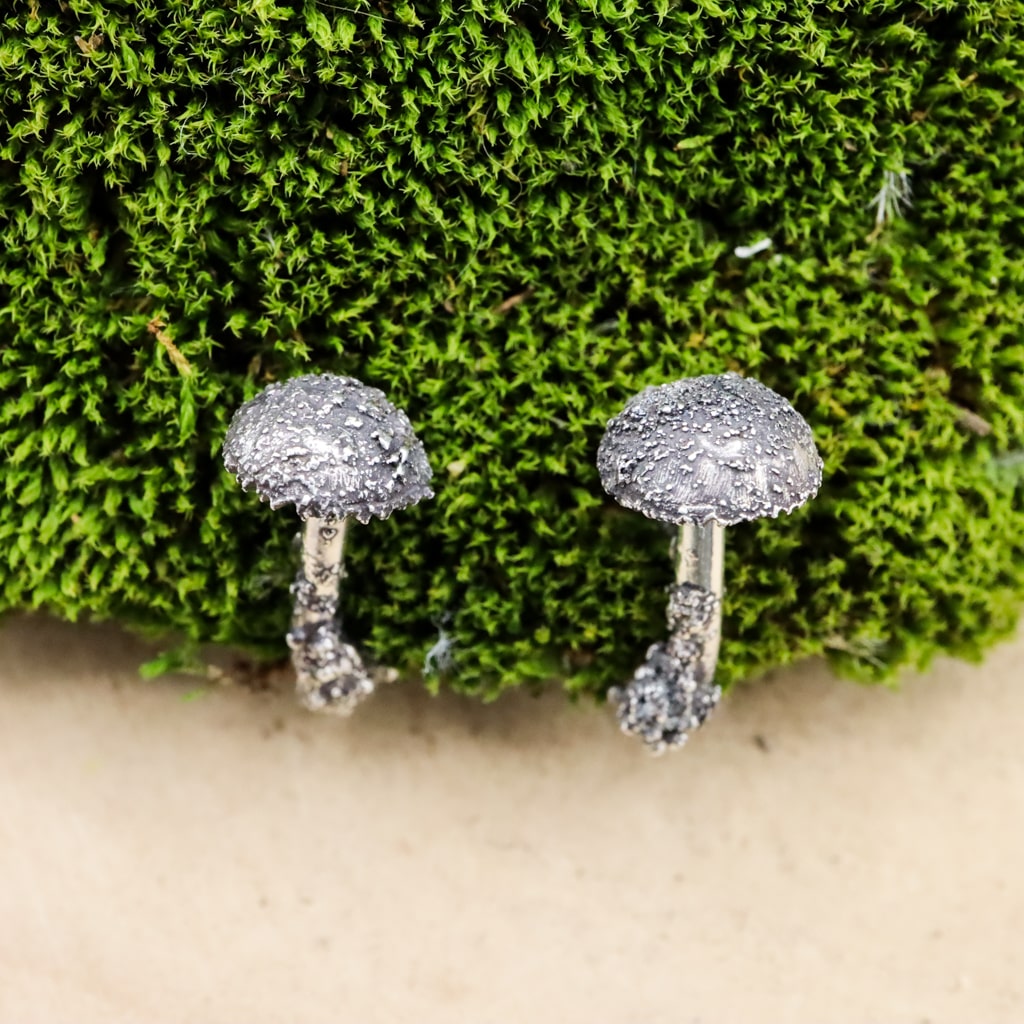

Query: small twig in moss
[492,287,534,314]
[953,406,992,436]
[147,318,193,378]
[823,634,888,670]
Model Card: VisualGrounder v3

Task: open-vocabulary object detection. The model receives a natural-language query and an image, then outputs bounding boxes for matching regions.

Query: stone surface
[2,616,1023,1022]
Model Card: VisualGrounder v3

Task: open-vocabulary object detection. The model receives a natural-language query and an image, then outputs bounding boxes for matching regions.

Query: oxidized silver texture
[286,619,374,713]
[222,374,433,716]
[287,520,375,715]
[596,373,822,526]
[609,583,722,755]
[222,373,434,524]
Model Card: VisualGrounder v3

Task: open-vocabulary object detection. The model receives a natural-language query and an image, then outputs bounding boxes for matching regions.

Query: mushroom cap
[222,373,433,524]
[596,373,822,526]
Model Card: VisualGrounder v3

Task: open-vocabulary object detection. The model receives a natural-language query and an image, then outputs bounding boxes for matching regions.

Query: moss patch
[2,0,1023,698]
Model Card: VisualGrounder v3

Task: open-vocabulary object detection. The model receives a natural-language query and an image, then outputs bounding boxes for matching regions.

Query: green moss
[2,0,1022,699]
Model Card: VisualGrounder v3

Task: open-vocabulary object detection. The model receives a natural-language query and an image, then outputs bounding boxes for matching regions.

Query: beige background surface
[0,614,1022,1023]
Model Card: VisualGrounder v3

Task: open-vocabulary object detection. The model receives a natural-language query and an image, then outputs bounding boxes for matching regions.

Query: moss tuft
[2,0,1023,698]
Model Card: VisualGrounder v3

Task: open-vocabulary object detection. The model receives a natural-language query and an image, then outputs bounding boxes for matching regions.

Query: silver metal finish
[222,373,433,524]
[286,516,374,715]
[607,582,722,755]
[597,373,822,527]
[222,373,434,716]
[600,373,824,754]
[675,521,724,592]
[675,521,724,686]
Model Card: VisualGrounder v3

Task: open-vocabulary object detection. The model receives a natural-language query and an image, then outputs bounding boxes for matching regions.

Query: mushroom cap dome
[597,373,822,526]
[222,373,433,523]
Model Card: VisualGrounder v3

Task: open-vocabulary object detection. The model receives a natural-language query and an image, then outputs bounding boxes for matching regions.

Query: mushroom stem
[286,516,374,714]
[607,528,725,754]
[674,522,725,684]
[297,516,347,625]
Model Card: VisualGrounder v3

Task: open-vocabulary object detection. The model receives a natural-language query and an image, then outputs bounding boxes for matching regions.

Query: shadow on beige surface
[0,615,1021,1023]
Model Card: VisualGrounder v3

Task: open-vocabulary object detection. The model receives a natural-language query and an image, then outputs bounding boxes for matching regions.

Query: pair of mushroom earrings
[222,371,822,754]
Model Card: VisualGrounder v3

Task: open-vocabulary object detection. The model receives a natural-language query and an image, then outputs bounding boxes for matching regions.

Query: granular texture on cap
[597,373,823,526]
[222,374,433,524]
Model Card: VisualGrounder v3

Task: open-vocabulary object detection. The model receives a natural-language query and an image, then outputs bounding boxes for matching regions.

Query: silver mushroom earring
[222,373,433,715]
[596,373,823,754]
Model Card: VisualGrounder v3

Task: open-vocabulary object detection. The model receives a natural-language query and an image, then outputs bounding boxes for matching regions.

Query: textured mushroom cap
[597,373,822,526]
[222,374,433,523]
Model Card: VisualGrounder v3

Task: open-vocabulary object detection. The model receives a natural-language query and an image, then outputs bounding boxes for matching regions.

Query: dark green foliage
[2,0,1022,699]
